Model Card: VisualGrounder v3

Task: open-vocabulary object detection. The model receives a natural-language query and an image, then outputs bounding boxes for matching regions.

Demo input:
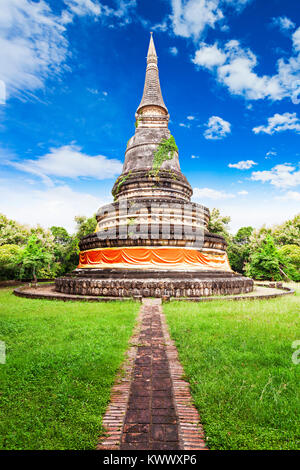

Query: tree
[278,245,300,273]
[227,242,250,274]
[245,235,282,280]
[207,208,231,241]
[75,215,97,240]
[246,235,300,281]
[227,226,254,274]
[50,226,78,275]
[17,234,54,282]
[235,226,253,244]
[0,213,30,246]
[273,214,300,247]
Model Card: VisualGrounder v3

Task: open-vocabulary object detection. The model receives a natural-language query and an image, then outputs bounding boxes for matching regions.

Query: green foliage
[74,215,97,240]
[227,226,253,274]
[0,289,138,449]
[207,208,231,241]
[112,171,132,198]
[245,234,300,281]
[279,245,300,270]
[273,214,300,247]
[50,226,78,275]
[227,242,251,274]
[0,244,22,280]
[246,235,282,280]
[151,135,178,176]
[17,234,54,281]
[235,226,253,244]
[0,214,30,246]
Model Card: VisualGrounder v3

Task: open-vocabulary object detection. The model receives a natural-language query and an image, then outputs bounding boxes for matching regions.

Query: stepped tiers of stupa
[55,34,253,298]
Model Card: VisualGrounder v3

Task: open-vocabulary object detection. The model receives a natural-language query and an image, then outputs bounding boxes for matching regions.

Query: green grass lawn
[164,285,300,450]
[0,288,139,450]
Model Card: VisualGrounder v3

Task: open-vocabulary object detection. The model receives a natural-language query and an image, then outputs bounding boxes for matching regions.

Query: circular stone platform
[13,283,295,302]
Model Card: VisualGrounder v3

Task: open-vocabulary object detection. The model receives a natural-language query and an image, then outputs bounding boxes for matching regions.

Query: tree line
[0,211,299,282]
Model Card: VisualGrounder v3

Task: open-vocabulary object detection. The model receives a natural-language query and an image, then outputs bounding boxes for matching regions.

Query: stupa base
[55,268,254,298]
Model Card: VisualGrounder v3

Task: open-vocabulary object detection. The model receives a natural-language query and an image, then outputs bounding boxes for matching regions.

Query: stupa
[55,34,253,298]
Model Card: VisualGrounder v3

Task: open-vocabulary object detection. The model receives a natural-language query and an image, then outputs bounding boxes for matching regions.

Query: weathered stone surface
[55,273,253,297]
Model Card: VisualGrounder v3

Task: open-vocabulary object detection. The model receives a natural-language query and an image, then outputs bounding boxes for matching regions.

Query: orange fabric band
[78,247,230,270]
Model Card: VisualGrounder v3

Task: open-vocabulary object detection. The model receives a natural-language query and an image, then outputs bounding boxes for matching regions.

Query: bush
[0,244,22,280]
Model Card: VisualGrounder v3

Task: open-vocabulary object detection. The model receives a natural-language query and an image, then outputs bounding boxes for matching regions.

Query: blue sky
[0,0,300,233]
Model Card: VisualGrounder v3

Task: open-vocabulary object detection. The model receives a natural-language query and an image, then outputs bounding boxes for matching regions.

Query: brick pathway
[120,299,179,450]
[98,299,207,451]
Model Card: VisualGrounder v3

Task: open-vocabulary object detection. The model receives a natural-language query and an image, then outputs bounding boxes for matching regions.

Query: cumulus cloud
[9,144,123,185]
[187,115,195,120]
[192,29,300,103]
[228,160,257,169]
[170,0,223,40]
[192,42,226,68]
[204,115,231,139]
[253,112,300,134]
[272,16,295,32]
[237,190,248,195]
[251,163,300,188]
[193,187,235,199]
[170,0,252,40]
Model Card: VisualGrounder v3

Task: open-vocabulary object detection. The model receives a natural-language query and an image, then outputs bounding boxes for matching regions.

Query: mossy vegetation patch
[150,135,178,177]
[112,170,132,199]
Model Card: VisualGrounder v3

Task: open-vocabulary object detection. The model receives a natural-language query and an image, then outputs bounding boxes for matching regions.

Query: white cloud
[171,0,223,40]
[293,27,300,52]
[253,112,300,135]
[276,191,300,201]
[169,46,179,56]
[0,80,5,104]
[191,155,200,159]
[0,181,105,233]
[0,0,68,100]
[237,190,248,195]
[64,0,102,16]
[251,163,300,188]
[151,21,168,32]
[228,160,257,170]
[187,115,195,120]
[179,122,190,128]
[272,16,295,32]
[204,115,231,139]
[193,187,235,199]
[0,0,137,101]
[192,42,226,69]
[265,150,277,159]
[9,144,123,184]
[170,0,252,40]
[192,32,300,103]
